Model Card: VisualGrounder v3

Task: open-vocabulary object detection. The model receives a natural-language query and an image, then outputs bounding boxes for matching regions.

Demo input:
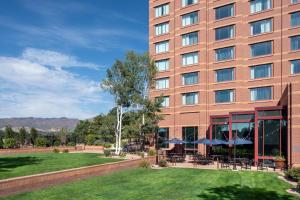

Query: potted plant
[274,155,286,169]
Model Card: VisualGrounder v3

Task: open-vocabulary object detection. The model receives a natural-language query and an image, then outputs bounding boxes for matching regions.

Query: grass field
[2,168,299,200]
[0,152,121,180]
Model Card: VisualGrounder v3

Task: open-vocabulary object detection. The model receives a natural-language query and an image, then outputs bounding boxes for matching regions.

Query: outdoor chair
[257,161,268,171]
[220,161,230,169]
[240,159,252,170]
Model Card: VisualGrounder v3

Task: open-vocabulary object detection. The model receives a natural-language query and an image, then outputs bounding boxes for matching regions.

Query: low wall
[0,147,78,155]
[0,156,155,197]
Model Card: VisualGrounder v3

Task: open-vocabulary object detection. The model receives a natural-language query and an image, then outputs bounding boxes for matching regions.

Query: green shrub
[138,152,145,158]
[103,143,112,148]
[53,148,60,153]
[94,140,103,146]
[35,137,47,147]
[63,149,69,153]
[119,152,127,158]
[53,140,60,147]
[3,138,17,148]
[86,134,97,145]
[148,149,156,156]
[158,159,168,167]
[297,180,300,192]
[285,168,300,181]
[67,142,75,146]
[104,149,111,157]
[139,159,151,168]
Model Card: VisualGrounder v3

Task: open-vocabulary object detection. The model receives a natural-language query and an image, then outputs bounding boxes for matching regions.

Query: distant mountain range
[0,117,80,133]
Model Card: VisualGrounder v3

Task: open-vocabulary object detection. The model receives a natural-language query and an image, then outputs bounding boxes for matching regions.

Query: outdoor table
[171,155,181,166]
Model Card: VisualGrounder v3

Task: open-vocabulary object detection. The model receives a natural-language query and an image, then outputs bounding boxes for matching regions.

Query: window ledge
[155,88,169,91]
[289,73,300,77]
[157,70,171,73]
[248,31,273,38]
[181,104,199,107]
[214,37,235,43]
[155,51,170,56]
[154,33,170,38]
[212,80,236,85]
[248,100,274,104]
[182,63,199,67]
[288,26,300,30]
[249,8,273,16]
[181,43,199,49]
[289,2,300,6]
[214,59,235,64]
[181,23,199,30]
[289,49,300,54]
[248,54,273,60]
[154,14,170,20]
[179,83,200,88]
[213,102,235,106]
[214,16,236,23]
[181,3,198,10]
[248,77,273,82]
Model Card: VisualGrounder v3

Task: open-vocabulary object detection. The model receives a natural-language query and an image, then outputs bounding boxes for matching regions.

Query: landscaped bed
[0,152,121,180]
[2,168,299,200]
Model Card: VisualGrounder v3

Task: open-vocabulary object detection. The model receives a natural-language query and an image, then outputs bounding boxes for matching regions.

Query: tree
[74,120,91,143]
[102,51,159,154]
[4,125,15,139]
[59,128,69,146]
[19,127,27,146]
[30,128,38,146]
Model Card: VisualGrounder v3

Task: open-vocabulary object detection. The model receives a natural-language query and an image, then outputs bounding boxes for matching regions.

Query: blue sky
[0,0,148,119]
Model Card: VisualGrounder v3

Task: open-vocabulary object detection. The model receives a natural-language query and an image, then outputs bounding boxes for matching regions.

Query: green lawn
[0,153,121,180]
[2,168,299,200]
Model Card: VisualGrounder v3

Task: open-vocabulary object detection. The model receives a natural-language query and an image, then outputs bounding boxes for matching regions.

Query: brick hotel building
[149,0,300,165]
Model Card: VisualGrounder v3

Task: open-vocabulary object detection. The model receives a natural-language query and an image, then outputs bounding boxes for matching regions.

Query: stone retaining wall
[0,147,78,155]
[0,156,155,197]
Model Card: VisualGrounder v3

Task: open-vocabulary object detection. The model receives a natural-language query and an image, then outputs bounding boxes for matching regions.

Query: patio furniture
[240,159,252,170]
[257,160,268,171]
[220,160,230,169]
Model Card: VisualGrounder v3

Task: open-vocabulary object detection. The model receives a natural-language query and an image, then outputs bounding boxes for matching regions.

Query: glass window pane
[291,12,300,27]
[215,89,234,103]
[155,59,169,72]
[182,72,199,85]
[212,124,229,140]
[250,41,272,57]
[158,128,169,148]
[258,110,281,117]
[155,4,169,18]
[264,120,280,156]
[291,0,300,4]
[155,41,169,54]
[291,35,300,51]
[212,117,229,123]
[215,46,234,61]
[182,12,198,26]
[291,59,300,74]
[250,0,271,14]
[250,64,272,79]
[156,78,169,89]
[232,114,255,121]
[155,22,169,36]
[215,4,234,20]
[182,32,198,46]
[215,25,234,40]
[182,52,198,66]
[250,86,272,101]
[215,68,234,82]
[182,127,198,149]
[250,19,272,35]
[182,0,198,7]
[182,92,198,105]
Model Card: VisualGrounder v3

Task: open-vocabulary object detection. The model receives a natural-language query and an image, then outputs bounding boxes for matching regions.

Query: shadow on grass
[0,157,42,172]
[197,184,294,200]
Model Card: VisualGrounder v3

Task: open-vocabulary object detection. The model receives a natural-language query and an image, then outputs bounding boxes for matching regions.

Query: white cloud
[0,50,113,119]
[22,48,99,70]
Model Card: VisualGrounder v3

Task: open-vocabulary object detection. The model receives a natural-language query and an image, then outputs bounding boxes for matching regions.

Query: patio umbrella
[226,138,253,170]
[164,138,187,144]
[191,138,211,144]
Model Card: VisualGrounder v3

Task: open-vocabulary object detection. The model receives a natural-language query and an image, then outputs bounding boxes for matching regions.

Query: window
[215,68,234,82]
[155,4,169,18]
[291,12,300,27]
[182,72,199,85]
[215,25,234,41]
[182,92,198,105]
[250,64,272,79]
[250,41,272,57]
[182,0,197,7]
[155,59,169,72]
[250,0,271,14]
[182,32,198,46]
[215,46,234,61]
[182,12,198,27]
[291,59,300,74]
[250,19,272,35]
[291,0,300,4]
[155,22,169,36]
[182,52,198,66]
[161,96,170,107]
[156,78,169,89]
[291,35,300,51]
[250,86,272,101]
[182,127,198,149]
[155,41,169,54]
[158,128,169,148]
[215,4,234,20]
[215,89,234,103]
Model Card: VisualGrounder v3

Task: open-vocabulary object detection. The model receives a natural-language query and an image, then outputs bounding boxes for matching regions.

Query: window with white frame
[291,11,300,27]
[182,92,198,105]
[182,12,198,27]
[182,72,199,85]
[155,59,169,72]
[215,89,234,103]
[155,22,169,36]
[182,31,198,46]
[250,0,271,14]
[155,41,169,54]
[215,68,234,82]
[291,0,300,4]
[291,59,300,74]
[250,86,272,101]
[182,0,197,7]
[155,4,169,18]
[155,78,169,89]
[215,46,234,61]
[182,52,199,66]
[250,64,272,79]
[215,25,234,41]
[291,35,300,51]
[250,41,272,57]
[215,4,234,20]
[250,18,272,35]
